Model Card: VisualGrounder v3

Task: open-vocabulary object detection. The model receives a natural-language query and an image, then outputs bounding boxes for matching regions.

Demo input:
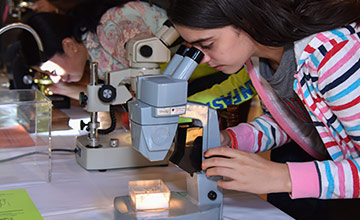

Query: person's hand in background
[47,81,86,100]
[32,0,58,13]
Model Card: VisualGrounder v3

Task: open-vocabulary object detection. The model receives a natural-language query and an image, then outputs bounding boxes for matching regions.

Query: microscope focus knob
[98,85,116,103]
[80,120,87,130]
[80,120,90,131]
[79,92,88,107]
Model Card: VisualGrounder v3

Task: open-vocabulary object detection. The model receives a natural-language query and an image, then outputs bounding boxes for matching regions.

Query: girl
[20,0,167,99]
[167,0,360,218]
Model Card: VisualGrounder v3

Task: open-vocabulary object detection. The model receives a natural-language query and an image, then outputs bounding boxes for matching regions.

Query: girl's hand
[202,146,292,194]
[47,82,86,100]
[220,130,231,146]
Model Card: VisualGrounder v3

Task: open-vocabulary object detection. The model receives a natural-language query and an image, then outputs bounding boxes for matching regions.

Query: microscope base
[75,131,168,170]
[114,192,222,220]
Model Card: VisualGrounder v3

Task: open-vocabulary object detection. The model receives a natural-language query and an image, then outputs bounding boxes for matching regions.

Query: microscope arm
[83,20,179,114]
[81,20,179,113]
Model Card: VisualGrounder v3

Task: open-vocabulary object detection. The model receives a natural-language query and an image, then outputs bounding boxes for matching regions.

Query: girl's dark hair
[20,0,134,66]
[68,0,132,42]
[20,12,74,66]
[167,0,360,46]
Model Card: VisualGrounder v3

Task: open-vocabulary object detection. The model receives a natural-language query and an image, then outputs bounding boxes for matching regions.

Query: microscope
[75,21,180,170]
[7,0,34,21]
[114,46,223,219]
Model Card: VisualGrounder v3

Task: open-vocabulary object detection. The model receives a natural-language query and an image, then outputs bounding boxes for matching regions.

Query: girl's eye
[200,43,213,50]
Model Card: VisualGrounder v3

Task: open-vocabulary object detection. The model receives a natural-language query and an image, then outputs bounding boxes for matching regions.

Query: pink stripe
[336,162,346,198]
[349,147,357,153]
[338,111,360,121]
[319,105,330,112]
[260,114,287,144]
[319,43,360,84]
[328,145,347,160]
[351,35,358,41]
[307,61,318,71]
[319,131,331,139]
[316,33,330,42]
[228,123,255,152]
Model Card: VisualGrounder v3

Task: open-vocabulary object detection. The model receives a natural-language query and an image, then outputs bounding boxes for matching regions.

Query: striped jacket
[227,23,360,199]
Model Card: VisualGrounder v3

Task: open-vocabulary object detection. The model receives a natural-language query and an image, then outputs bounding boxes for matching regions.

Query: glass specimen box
[129,179,170,211]
[0,89,52,186]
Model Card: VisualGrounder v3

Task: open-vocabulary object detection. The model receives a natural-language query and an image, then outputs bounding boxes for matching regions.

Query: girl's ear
[61,38,79,56]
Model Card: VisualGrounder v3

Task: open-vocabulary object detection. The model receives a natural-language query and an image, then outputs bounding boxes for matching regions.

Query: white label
[156,106,186,116]
[156,108,171,116]
[170,106,186,115]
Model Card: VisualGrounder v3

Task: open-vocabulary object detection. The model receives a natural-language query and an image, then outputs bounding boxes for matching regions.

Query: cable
[98,105,116,135]
[0,148,77,163]
[52,148,77,153]
[0,151,48,163]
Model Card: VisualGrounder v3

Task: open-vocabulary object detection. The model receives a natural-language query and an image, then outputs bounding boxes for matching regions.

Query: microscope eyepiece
[185,47,204,64]
[162,45,189,76]
[176,45,190,56]
[163,20,173,27]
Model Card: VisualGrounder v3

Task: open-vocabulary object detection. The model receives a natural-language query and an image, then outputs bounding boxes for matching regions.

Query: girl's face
[174,25,257,74]
[39,55,83,83]
[39,39,88,83]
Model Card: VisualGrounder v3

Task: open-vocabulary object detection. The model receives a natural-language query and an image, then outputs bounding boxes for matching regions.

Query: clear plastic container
[129,179,170,210]
[0,89,52,186]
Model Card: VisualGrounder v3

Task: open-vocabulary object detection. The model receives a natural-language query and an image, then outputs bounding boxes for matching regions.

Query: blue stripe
[331,151,343,160]
[299,59,306,66]
[307,83,315,93]
[327,77,360,102]
[303,88,310,99]
[324,161,335,199]
[293,79,298,90]
[309,111,315,117]
[255,119,272,150]
[330,30,348,41]
[314,86,320,93]
[310,54,320,68]
[345,124,360,132]
[299,77,316,98]
[335,123,344,134]
[321,59,360,94]
[332,129,337,138]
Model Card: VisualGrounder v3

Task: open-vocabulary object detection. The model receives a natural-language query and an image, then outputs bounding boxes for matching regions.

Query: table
[0,107,293,220]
